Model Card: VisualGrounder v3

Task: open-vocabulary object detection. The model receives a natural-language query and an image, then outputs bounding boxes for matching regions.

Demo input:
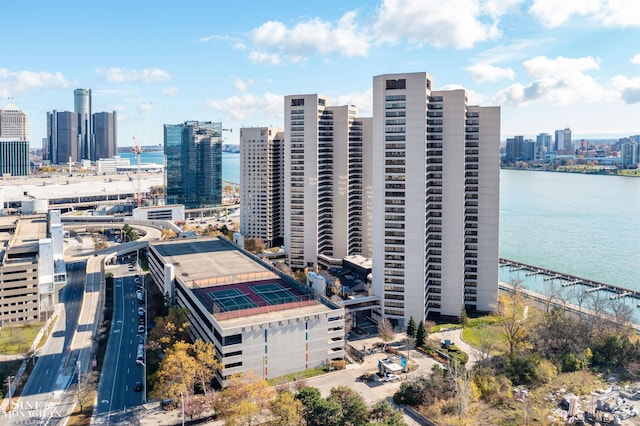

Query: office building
[146,237,345,387]
[555,128,572,153]
[240,127,285,248]
[284,95,373,270]
[164,121,223,208]
[74,88,92,160]
[0,103,30,176]
[0,212,66,324]
[45,110,80,164]
[93,111,117,160]
[371,72,500,325]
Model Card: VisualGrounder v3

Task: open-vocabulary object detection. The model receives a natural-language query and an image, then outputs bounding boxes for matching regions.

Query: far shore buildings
[146,237,345,386]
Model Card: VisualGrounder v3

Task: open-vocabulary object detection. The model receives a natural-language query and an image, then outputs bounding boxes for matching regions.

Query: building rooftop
[151,237,339,329]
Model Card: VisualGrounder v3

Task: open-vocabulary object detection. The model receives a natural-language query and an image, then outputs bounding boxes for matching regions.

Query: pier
[499,258,640,301]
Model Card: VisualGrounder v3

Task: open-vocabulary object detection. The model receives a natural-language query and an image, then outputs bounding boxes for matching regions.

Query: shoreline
[500,166,640,177]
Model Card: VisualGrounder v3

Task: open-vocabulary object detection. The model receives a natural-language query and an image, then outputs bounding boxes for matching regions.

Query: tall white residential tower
[371,72,500,325]
[240,127,285,248]
[284,95,372,270]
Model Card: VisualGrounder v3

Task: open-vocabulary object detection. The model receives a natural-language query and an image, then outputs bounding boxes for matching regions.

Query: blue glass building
[164,121,223,208]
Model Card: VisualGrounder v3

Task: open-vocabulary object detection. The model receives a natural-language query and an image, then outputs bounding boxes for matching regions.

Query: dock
[499,258,640,302]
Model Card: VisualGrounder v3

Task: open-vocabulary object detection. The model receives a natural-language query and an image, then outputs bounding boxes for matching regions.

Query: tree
[501,282,529,359]
[369,401,407,425]
[307,398,343,426]
[406,316,417,338]
[475,324,495,362]
[217,370,273,426]
[269,390,304,426]
[155,341,199,400]
[328,386,368,426]
[378,319,395,351]
[415,321,427,348]
[76,371,98,414]
[191,339,222,394]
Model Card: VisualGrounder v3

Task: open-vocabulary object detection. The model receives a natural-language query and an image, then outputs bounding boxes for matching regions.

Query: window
[291,98,304,107]
[386,79,406,89]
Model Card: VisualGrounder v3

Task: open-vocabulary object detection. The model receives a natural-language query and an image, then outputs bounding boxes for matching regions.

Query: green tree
[415,321,427,348]
[368,401,407,425]
[269,390,304,426]
[307,398,343,426]
[406,316,417,338]
[460,306,469,326]
[328,386,368,426]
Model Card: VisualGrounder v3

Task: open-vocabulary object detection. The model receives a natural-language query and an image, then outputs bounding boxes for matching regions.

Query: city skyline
[1,0,639,148]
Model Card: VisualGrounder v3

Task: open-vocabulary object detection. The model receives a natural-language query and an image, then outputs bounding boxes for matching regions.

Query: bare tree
[475,324,494,362]
[76,371,98,414]
[502,280,529,359]
[377,319,395,351]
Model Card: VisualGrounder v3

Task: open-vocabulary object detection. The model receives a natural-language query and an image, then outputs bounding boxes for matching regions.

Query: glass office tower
[164,121,223,208]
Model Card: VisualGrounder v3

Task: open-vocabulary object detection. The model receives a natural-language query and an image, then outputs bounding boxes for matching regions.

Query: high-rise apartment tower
[371,72,500,325]
[284,95,372,270]
[240,127,285,248]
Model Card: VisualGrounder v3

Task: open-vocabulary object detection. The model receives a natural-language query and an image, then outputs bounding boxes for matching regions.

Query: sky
[1,0,639,148]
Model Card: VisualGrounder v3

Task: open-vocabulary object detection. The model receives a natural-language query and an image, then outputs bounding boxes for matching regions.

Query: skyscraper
[554,128,572,153]
[46,110,80,164]
[240,127,285,248]
[74,88,92,160]
[93,111,117,159]
[0,103,29,176]
[371,72,500,324]
[283,95,372,270]
[164,121,223,208]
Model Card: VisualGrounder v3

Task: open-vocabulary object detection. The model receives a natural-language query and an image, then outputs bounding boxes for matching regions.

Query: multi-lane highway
[5,261,86,424]
[95,261,147,424]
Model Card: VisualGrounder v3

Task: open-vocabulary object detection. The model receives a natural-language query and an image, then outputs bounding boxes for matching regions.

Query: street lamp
[6,375,14,402]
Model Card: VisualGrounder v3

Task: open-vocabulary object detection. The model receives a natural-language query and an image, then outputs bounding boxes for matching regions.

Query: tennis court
[209,288,257,312]
[251,283,301,305]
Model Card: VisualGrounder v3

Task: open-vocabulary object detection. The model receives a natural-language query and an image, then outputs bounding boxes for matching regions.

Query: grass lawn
[267,366,327,386]
[0,323,44,355]
[430,323,461,332]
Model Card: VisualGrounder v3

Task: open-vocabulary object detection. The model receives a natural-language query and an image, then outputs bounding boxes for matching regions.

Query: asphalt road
[17,261,84,397]
[95,263,146,422]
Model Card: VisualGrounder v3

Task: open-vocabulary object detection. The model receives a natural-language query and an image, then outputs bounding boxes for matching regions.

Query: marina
[499,258,640,325]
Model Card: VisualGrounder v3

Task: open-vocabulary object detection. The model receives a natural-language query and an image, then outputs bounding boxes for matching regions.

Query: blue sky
[2,0,639,147]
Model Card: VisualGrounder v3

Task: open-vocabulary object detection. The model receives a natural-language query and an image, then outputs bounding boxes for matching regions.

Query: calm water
[499,169,640,291]
[118,150,240,184]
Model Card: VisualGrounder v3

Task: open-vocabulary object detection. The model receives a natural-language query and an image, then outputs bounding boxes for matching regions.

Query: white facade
[0,103,28,140]
[239,127,284,248]
[132,204,184,222]
[96,156,130,174]
[371,72,500,324]
[284,95,372,270]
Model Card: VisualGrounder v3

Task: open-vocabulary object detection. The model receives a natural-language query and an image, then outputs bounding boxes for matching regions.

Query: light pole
[6,375,14,402]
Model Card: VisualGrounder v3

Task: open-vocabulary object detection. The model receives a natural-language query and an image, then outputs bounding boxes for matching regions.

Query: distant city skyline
[1,0,639,147]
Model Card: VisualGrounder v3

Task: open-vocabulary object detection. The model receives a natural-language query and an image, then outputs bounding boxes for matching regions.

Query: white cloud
[374,0,501,49]
[207,93,283,121]
[163,87,179,97]
[632,54,640,65]
[248,51,281,65]
[467,63,516,82]
[610,75,640,104]
[234,78,253,92]
[496,55,609,106]
[335,88,374,116]
[250,11,370,59]
[482,0,526,18]
[95,67,171,84]
[0,68,72,97]
[529,0,640,28]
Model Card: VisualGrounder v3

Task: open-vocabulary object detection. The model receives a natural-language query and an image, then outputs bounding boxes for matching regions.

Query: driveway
[430,328,486,369]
